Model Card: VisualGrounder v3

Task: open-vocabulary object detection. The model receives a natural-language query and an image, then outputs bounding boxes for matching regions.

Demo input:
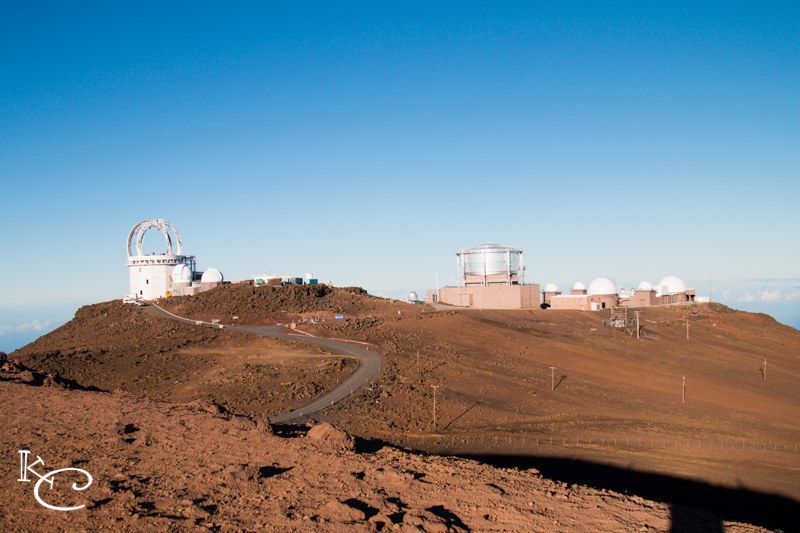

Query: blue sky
[1,2,798,350]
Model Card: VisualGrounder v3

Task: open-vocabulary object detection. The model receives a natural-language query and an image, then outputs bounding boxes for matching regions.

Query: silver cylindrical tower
[456,244,524,286]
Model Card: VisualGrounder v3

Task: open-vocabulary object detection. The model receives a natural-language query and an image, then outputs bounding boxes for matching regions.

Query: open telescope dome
[127,219,182,257]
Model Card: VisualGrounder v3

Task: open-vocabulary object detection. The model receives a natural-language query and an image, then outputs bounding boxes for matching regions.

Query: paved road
[147,305,382,423]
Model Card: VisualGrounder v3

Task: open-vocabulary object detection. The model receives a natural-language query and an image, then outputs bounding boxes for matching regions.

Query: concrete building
[425,244,541,309]
[623,276,696,307]
[542,283,561,306]
[545,275,697,311]
[570,281,587,295]
[127,219,223,300]
[550,276,619,311]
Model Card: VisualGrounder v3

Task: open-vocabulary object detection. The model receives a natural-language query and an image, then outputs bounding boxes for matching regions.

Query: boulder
[306,422,355,452]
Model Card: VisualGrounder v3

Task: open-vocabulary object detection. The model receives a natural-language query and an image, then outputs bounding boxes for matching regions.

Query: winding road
[148,305,382,423]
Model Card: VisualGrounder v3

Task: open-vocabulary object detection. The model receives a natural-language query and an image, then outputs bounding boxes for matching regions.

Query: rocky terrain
[0,371,779,531]
[303,303,800,506]
[6,285,800,530]
[161,283,425,324]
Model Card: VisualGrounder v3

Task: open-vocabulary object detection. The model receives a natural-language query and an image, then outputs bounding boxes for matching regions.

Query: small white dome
[201,268,224,283]
[638,280,653,291]
[619,288,629,298]
[544,283,560,293]
[171,263,192,283]
[657,275,686,295]
[407,291,419,301]
[572,281,586,291]
[587,276,617,296]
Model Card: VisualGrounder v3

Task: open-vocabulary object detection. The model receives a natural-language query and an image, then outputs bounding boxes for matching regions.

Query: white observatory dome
[572,281,586,291]
[638,280,653,291]
[544,283,559,293]
[201,268,224,283]
[407,291,419,302]
[657,275,686,295]
[171,263,192,283]
[587,276,617,296]
[618,288,629,298]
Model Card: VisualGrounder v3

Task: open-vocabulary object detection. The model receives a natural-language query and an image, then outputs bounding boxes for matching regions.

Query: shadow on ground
[458,453,799,532]
[271,422,798,531]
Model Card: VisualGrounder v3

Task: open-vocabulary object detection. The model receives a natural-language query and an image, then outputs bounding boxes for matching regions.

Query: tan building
[550,277,619,311]
[542,283,561,306]
[621,276,696,307]
[546,275,697,312]
[425,243,541,310]
[427,284,540,309]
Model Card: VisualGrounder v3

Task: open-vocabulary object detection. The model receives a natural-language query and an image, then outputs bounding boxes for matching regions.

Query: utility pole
[550,366,556,391]
[686,318,689,341]
[635,311,640,339]
[709,274,712,303]
[763,358,767,381]
[431,385,440,431]
[682,376,686,404]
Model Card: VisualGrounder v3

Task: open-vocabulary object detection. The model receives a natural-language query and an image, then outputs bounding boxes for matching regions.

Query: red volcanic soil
[5,286,800,529]
[11,300,357,416]
[306,304,800,503]
[0,375,780,531]
[161,283,425,324]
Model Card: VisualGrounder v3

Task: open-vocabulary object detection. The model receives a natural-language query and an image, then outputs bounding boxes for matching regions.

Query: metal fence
[388,434,799,455]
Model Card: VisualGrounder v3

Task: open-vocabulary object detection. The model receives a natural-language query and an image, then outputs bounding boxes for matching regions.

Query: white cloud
[0,319,53,337]
[760,290,781,302]
[737,289,794,303]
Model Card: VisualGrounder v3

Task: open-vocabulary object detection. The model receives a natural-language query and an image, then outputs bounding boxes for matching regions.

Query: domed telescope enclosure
[127,219,195,300]
[457,244,525,287]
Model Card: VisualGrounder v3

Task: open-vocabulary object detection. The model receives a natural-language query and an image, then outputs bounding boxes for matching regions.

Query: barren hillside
[305,304,800,501]
[0,375,786,531]
[8,285,800,529]
[162,283,425,324]
[12,300,356,416]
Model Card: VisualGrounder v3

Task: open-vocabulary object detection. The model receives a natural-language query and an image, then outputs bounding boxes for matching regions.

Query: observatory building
[545,275,696,311]
[127,219,224,300]
[549,276,619,311]
[425,244,540,309]
[623,276,696,307]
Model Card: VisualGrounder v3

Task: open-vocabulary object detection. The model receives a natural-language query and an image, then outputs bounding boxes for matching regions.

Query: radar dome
[587,276,617,296]
[544,283,560,293]
[171,263,192,283]
[201,268,224,283]
[572,281,586,291]
[657,275,686,295]
[638,280,653,291]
